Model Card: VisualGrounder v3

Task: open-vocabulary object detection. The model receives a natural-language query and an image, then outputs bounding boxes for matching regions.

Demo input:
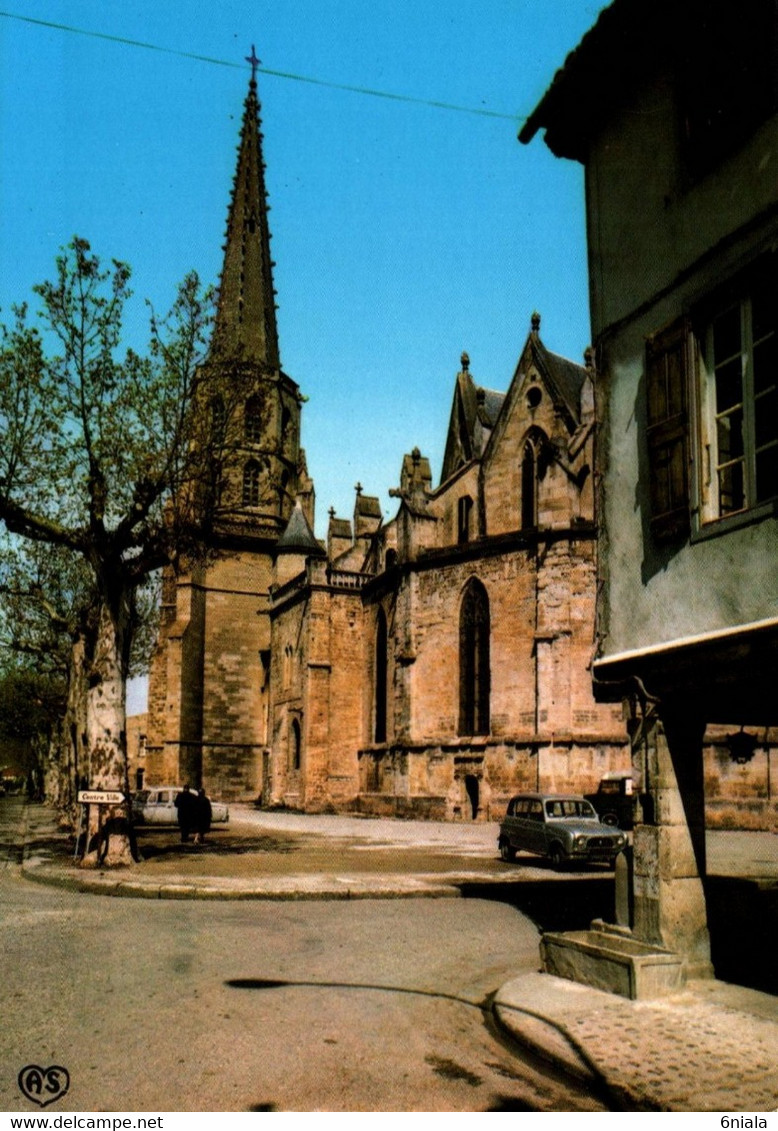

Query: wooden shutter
[645,318,691,541]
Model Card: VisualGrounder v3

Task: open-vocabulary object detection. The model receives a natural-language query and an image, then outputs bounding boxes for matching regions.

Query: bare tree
[0,237,219,865]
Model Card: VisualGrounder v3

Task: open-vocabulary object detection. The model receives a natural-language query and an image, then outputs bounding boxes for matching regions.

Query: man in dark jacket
[193,788,212,845]
[174,785,196,843]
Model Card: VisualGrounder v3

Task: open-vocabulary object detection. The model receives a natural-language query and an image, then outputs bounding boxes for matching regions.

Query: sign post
[75,790,127,860]
[77,790,125,805]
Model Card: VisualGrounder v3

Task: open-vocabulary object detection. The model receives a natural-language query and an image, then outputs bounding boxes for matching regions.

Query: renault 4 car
[498,792,626,869]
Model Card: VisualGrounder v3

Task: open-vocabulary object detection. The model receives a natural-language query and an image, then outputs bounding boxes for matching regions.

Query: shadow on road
[137,833,299,859]
[462,873,778,996]
[459,877,615,932]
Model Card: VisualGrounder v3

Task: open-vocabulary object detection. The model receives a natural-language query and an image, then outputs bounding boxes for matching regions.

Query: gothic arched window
[242,459,261,507]
[245,395,262,443]
[279,469,290,505]
[459,578,490,736]
[374,608,388,743]
[521,440,538,530]
[210,395,226,445]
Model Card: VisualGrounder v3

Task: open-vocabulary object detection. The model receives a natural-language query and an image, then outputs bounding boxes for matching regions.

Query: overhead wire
[0,9,522,124]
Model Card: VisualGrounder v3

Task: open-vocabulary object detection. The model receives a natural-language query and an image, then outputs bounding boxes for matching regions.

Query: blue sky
[0,1,604,708]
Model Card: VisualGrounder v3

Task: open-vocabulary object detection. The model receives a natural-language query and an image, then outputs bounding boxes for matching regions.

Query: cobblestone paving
[566,992,778,1110]
[495,973,778,1112]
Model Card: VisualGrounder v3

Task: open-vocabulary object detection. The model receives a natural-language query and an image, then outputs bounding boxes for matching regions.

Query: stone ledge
[540,925,686,1000]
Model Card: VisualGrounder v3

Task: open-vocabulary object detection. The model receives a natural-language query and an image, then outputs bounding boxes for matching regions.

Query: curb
[492,998,598,1085]
[19,860,464,901]
[491,977,650,1111]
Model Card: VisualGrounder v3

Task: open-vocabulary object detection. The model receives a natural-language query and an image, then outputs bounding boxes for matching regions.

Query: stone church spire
[212,49,280,368]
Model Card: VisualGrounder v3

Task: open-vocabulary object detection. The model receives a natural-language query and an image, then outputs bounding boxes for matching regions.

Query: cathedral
[145,71,629,817]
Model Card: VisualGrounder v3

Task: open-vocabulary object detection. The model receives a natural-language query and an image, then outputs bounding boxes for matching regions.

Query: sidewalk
[14,798,515,900]
[9,798,778,1111]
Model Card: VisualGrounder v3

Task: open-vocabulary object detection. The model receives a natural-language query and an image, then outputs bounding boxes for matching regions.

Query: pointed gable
[484,313,589,460]
[481,313,593,536]
[440,352,506,484]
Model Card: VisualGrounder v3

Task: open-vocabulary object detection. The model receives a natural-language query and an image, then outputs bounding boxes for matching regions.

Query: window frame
[210,395,226,446]
[244,394,263,444]
[694,265,778,531]
[242,459,261,508]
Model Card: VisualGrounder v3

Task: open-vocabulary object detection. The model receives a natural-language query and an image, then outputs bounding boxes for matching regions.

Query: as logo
[17,1064,70,1107]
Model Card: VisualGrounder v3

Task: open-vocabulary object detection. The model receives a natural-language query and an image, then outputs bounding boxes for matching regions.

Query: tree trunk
[80,591,137,867]
[52,634,91,820]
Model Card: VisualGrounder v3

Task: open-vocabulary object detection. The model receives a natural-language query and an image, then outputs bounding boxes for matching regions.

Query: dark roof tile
[276,502,324,555]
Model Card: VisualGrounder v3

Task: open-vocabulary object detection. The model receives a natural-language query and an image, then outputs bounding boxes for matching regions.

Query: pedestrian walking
[193,787,212,845]
[174,784,196,843]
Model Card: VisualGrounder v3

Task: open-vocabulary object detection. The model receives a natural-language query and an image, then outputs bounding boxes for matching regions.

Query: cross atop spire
[245,44,261,83]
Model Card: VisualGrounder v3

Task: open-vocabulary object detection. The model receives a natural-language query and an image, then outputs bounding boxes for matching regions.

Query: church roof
[328,517,352,540]
[477,388,505,428]
[211,67,280,367]
[276,501,324,555]
[355,493,382,519]
[534,341,588,428]
[401,450,433,489]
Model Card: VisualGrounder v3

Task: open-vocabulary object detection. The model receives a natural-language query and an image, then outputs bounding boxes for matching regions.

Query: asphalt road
[0,811,606,1113]
[4,797,774,1111]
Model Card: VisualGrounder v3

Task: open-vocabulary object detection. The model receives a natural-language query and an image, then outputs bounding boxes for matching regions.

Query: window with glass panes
[245,395,262,443]
[242,460,261,507]
[700,277,778,521]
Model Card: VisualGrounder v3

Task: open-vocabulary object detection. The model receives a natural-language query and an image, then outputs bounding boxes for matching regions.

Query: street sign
[77,790,125,805]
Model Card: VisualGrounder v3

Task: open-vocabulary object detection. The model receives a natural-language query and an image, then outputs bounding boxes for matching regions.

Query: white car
[132,786,229,826]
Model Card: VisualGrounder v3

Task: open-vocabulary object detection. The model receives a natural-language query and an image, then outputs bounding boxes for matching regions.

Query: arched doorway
[464,774,480,819]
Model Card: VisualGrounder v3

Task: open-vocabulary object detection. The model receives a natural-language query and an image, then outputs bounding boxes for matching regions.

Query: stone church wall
[199,551,273,799]
[356,538,628,821]
[270,568,365,811]
[269,577,306,808]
